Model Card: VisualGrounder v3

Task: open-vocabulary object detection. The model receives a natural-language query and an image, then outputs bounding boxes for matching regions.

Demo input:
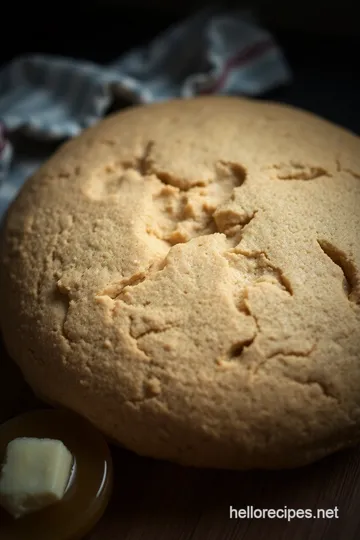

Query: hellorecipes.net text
[230,505,340,522]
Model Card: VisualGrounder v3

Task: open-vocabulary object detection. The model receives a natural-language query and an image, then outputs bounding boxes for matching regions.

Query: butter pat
[0,437,73,519]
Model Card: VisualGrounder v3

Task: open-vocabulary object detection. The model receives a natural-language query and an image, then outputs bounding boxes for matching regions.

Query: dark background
[1,1,360,134]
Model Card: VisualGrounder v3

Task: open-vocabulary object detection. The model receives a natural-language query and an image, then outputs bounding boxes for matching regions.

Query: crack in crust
[98,258,168,300]
[281,372,339,403]
[147,184,218,246]
[226,249,293,296]
[135,141,155,175]
[216,249,293,366]
[214,207,257,236]
[32,213,76,343]
[52,285,71,341]
[216,337,256,365]
[126,315,179,403]
[317,239,359,303]
[269,161,331,181]
[145,157,247,246]
[336,159,360,179]
[266,343,317,360]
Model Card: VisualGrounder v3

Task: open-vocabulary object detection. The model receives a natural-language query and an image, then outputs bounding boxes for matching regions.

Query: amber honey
[0,409,113,540]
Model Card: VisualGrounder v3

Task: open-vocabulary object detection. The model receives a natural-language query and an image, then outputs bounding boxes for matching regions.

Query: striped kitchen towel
[0,7,291,220]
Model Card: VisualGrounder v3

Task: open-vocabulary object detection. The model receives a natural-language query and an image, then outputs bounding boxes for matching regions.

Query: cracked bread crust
[1,96,360,469]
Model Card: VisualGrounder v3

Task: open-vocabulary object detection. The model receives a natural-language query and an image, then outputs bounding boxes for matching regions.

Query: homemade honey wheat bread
[1,97,360,469]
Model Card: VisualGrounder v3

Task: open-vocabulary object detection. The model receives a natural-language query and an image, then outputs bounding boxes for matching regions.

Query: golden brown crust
[1,96,360,469]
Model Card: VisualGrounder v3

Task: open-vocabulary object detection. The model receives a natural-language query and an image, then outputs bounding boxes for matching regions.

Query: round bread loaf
[1,97,360,469]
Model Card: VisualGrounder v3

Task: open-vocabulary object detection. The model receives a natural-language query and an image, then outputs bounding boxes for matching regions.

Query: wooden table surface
[1,341,359,540]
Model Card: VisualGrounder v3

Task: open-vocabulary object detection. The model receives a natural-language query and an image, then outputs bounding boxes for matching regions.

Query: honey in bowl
[0,409,113,540]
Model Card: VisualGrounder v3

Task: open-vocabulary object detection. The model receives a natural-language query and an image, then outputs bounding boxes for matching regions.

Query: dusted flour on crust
[1,96,360,469]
